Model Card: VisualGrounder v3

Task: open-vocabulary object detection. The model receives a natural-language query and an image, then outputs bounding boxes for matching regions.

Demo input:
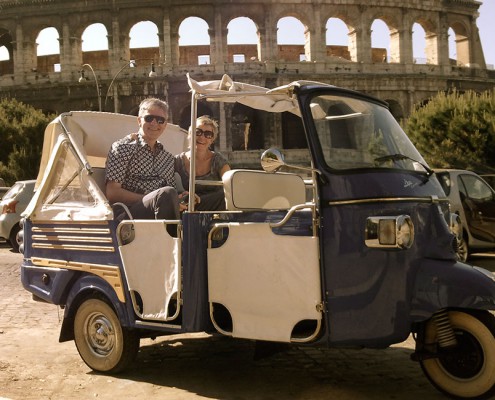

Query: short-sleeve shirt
[106,133,176,195]
[174,151,228,195]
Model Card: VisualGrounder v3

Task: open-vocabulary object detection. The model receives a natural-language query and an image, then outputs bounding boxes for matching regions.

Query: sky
[1,1,494,67]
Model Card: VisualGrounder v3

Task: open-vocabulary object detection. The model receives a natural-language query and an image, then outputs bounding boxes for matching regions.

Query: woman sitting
[175,116,230,211]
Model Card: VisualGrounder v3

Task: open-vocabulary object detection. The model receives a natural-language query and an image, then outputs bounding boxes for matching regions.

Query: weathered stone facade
[0,0,493,165]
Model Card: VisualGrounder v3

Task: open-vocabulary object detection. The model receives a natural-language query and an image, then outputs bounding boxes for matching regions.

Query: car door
[458,174,495,243]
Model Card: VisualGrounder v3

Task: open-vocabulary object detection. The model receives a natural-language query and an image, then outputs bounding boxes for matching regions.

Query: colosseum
[0,0,493,166]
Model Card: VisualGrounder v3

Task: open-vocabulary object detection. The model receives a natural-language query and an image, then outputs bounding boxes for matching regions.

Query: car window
[460,174,494,201]
[1,182,24,202]
[436,173,451,196]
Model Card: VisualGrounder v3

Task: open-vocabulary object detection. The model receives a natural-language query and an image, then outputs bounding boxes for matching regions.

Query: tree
[0,98,54,185]
[404,89,495,173]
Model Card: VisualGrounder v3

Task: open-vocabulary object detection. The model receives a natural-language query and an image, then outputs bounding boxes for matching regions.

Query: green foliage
[404,89,495,173]
[0,98,54,185]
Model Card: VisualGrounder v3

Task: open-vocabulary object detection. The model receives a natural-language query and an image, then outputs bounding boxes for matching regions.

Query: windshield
[310,94,429,174]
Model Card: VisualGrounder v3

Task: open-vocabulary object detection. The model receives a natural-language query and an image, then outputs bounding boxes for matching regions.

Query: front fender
[411,258,495,321]
[59,273,132,342]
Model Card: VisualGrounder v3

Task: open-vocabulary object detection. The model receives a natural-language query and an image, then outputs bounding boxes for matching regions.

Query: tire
[456,233,469,263]
[74,298,140,373]
[8,223,20,253]
[420,311,495,399]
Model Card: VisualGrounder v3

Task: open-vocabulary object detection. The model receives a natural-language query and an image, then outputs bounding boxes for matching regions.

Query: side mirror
[261,148,286,173]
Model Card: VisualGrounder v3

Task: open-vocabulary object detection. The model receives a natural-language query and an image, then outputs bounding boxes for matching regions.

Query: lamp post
[79,60,157,112]
[103,60,136,112]
[78,64,102,111]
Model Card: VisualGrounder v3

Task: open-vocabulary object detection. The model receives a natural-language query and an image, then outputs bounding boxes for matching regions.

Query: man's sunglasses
[196,128,214,139]
[143,115,166,124]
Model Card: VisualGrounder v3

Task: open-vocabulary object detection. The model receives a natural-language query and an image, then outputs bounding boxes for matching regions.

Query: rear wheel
[74,298,139,373]
[8,223,20,252]
[420,311,495,399]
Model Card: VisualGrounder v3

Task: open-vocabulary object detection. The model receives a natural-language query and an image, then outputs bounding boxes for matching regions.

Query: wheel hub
[438,331,484,379]
[85,312,116,356]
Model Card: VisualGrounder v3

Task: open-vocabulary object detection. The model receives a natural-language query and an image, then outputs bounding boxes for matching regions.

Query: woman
[175,116,230,211]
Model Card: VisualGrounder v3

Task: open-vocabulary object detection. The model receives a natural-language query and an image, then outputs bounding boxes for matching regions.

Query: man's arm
[106,180,144,205]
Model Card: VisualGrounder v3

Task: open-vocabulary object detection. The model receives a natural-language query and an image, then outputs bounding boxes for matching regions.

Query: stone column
[161,13,173,68]
[437,12,451,68]
[468,16,487,69]
[307,3,326,62]
[59,21,82,80]
[211,10,227,72]
[12,23,26,83]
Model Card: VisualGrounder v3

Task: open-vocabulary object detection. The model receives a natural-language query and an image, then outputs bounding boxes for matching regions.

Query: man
[105,98,181,222]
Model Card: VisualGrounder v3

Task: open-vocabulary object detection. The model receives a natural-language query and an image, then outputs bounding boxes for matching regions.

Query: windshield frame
[301,90,431,177]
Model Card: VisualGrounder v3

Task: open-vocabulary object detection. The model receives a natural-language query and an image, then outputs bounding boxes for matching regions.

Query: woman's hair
[194,115,219,141]
[138,98,169,118]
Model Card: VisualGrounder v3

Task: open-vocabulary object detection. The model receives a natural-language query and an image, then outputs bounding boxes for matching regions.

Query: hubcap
[84,312,116,356]
[438,330,484,379]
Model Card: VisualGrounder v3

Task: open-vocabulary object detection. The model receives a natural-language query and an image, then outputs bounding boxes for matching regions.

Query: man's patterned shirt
[105,133,176,194]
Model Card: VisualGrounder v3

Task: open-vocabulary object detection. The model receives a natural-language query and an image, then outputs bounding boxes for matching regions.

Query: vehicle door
[458,173,495,243]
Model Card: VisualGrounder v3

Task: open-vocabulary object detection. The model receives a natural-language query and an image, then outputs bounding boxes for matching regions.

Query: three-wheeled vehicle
[21,74,495,399]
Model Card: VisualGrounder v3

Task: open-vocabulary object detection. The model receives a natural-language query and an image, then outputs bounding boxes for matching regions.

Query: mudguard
[411,258,495,320]
[59,273,132,342]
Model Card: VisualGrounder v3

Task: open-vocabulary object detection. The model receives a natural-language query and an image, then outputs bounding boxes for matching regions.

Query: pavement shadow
[94,334,441,400]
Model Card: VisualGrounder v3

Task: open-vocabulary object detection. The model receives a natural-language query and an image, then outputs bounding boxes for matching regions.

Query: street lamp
[78,64,102,111]
[103,60,157,111]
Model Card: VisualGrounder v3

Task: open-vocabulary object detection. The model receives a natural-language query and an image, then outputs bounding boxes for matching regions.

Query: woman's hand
[178,191,200,211]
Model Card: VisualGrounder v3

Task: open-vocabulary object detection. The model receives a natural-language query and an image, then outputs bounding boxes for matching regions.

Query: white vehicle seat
[222,169,306,211]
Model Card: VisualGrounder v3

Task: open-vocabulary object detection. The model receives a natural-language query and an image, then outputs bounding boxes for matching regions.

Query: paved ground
[1,241,494,400]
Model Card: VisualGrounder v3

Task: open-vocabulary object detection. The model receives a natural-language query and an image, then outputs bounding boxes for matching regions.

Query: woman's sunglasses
[143,115,166,124]
[196,128,214,139]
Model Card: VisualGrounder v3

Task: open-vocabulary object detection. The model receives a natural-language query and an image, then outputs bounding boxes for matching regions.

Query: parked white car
[436,169,495,261]
[0,180,36,251]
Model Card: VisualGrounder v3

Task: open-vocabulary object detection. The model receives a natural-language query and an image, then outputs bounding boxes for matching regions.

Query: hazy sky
[477,0,494,67]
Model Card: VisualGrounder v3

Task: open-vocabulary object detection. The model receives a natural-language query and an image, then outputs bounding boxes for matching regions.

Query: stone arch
[277,16,306,61]
[35,26,60,73]
[0,29,14,74]
[449,20,470,66]
[412,17,438,65]
[325,16,351,61]
[384,99,405,121]
[179,102,215,131]
[226,17,258,63]
[81,23,109,70]
[369,11,401,63]
[178,17,211,65]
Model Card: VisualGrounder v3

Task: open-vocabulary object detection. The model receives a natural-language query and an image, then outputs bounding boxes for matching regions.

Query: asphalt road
[1,240,494,400]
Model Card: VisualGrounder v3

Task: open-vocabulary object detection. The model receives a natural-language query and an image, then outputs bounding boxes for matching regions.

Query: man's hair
[138,98,169,118]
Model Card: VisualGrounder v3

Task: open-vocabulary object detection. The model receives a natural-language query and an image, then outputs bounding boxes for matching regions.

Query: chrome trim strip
[134,320,182,329]
[32,243,115,252]
[32,235,113,243]
[32,226,111,234]
[328,196,449,206]
[30,257,125,302]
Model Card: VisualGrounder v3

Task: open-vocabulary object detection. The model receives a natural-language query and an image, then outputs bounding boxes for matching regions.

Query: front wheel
[420,311,495,399]
[74,298,139,373]
[455,233,469,263]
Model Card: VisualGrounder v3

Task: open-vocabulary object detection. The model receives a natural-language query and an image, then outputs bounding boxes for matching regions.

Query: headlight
[365,215,414,249]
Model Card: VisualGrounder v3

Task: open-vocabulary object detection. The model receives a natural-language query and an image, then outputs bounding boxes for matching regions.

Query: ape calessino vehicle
[21,75,495,399]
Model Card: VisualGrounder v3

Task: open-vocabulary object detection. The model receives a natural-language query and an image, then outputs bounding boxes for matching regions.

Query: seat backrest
[222,169,306,211]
